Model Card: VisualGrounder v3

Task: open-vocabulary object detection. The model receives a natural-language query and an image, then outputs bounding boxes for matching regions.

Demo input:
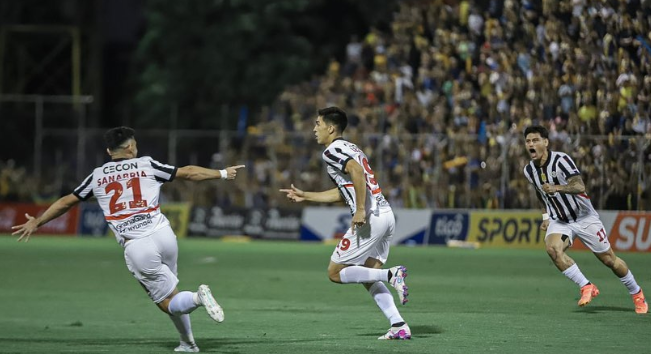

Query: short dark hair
[524,125,549,139]
[104,126,135,150]
[318,106,348,133]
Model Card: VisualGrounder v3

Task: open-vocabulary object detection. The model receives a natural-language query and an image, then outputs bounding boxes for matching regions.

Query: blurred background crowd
[2,0,650,210]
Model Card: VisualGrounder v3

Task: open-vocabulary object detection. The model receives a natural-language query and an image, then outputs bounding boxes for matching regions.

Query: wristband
[219,169,228,179]
[542,213,549,221]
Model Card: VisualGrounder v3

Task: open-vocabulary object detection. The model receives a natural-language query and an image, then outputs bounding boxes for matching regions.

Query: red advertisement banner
[609,212,651,252]
[0,203,79,235]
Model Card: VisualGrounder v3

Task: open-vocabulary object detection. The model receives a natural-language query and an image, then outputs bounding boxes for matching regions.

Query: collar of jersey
[112,158,129,162]
[540,149,552,169]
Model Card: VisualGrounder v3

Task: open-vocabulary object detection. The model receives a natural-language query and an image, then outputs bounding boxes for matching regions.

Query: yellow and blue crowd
[4,0,650,211]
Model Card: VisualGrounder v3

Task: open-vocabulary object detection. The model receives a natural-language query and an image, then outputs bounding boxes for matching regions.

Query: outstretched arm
[176,165,245,181]
[11,193,81,242]
[279,184,342,203]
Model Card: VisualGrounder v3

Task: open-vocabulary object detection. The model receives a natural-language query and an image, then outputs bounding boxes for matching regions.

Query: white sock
[168,291,200,315]
[562,264,590,287]
[169,314,195,344]
[339,266,389,283]
[619,270,642,295]
[368,282,404,325]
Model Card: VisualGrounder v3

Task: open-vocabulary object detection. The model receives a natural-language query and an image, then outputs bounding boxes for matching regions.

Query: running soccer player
[280,107,411,339]
[523,125,647,314]
[12,126,246,352]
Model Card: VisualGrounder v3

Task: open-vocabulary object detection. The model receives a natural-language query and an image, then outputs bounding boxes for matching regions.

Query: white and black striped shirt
[73,156,177,244]
[523,150,597,223]
[322,138,390,216]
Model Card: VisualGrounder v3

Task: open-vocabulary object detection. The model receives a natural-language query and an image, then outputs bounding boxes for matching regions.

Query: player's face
[525,133,548,161]
[313,116,331,145]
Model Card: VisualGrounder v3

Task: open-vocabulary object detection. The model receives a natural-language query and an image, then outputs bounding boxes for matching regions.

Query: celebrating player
[523,125,647,314]
[280,107,411,339]
[12,126,246,352]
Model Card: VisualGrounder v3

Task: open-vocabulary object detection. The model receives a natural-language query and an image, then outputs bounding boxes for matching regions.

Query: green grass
[0,236,649,354]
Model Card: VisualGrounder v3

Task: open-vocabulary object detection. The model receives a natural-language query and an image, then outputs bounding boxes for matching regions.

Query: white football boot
[389,266,409,305]
[197,284,224,323]
[174,341,200,352]
[378,323,412,340]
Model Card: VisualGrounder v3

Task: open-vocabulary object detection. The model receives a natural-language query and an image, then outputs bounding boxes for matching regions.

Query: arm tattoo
[557,175,586,195]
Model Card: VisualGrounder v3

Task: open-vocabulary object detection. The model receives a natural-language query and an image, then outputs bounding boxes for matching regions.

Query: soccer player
[12,127,246,352]
[523,125,648,314]
[280,107,411,339]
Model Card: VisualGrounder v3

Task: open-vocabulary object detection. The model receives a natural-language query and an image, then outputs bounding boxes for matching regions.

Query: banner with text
[301,207,430,245]
[467,211,547,249]
[426,211,470,245]
[466,210,651,252]
[78,203,109,237]
[608,212,651,252]
[188,206,301,239]
[0,203,79,235]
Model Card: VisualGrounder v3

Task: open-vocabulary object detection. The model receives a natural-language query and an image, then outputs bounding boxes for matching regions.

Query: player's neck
[111,153,135,160]
[535,150,549,167]
[324,135,343,147]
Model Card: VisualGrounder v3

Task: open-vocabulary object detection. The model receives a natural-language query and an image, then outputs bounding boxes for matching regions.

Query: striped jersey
[523,150,597,223]
[322,138,390,216]
[73,156,177,245]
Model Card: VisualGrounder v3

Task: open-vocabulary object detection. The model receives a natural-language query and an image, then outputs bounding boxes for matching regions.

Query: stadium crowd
[245,0,651,211]
[3,0,650,211]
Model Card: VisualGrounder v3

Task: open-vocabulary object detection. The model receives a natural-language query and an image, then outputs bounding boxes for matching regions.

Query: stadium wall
[1,203,650,252]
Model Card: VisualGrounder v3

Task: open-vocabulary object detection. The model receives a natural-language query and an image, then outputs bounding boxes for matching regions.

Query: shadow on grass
[0,337,326,352]
[574,305,632,313]
[357,324,443,338]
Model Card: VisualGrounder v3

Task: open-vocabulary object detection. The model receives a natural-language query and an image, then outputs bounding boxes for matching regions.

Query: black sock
[388,269,393,282]
[391,322,405,327]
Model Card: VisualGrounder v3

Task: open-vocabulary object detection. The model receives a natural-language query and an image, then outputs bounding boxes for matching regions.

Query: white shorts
[124,226,179,303]
[545,213,611,253]
[330,209,395,266]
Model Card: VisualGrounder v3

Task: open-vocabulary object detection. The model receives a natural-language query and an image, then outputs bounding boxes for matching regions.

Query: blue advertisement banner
[78,203,109,237]
[427,212,469,245]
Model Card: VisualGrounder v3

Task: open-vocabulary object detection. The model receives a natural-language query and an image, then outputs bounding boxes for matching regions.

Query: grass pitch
[0,236,649,354]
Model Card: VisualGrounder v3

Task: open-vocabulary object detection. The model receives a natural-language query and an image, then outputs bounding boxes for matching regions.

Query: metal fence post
[34,96,43,180]
[76,98,86,181]
[168,102,178,166]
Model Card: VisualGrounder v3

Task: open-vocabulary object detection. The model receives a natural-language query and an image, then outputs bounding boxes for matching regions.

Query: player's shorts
[330,209,395,266]
[123,226,179,303]
[545,213,610,253]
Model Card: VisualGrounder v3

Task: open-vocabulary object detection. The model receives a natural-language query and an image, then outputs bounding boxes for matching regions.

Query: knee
[327,266,342,284]
[546,245,563,261]
[157,299,173,315]
[600,254,616,268]
[328,271,341,283]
